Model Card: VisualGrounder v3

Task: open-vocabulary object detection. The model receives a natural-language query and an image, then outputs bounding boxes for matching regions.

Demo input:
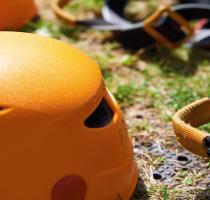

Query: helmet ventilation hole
[0,106,7,112]
[85,98,113,128]
[0,106,11,114]
[153,173,162,180]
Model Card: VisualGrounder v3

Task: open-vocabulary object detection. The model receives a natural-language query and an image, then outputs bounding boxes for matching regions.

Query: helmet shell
[0,32,138,200]
[0,0,37,30]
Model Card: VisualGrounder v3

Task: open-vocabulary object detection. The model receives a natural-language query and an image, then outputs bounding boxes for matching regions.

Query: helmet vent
[0,106,11,114]
[84,98,113,128]
[0,106,4,111]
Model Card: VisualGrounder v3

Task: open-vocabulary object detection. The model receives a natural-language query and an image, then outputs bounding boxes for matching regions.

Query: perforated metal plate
[133,140,201,182]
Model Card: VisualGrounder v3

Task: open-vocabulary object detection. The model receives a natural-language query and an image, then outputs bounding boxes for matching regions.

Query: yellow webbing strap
[172,97,210,157]
[51,0,76,25]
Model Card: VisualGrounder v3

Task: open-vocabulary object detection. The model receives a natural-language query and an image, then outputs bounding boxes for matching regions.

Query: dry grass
[29,1,210,199]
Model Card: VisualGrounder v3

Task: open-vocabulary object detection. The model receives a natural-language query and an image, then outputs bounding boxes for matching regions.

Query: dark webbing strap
[52,0,210,49]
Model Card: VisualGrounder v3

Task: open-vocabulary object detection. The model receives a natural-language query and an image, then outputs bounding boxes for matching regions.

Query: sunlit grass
[22,1,210,199]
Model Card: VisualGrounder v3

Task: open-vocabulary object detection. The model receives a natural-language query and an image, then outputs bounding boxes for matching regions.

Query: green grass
[103,47,210,122]
[88,39,210,123]
[27,0,210,199]
[64,0,103,17]
[22,19,61,38]
[163,186,169,200]
[200,123,210,133]
[114,83,141,106]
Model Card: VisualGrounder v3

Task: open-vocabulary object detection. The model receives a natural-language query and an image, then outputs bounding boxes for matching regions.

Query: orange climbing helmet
[0,32,138,200]
[0,0,37,30]
[172,98,210,157]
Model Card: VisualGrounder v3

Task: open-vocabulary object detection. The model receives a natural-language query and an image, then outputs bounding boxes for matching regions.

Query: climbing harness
[173,97,210,157]
[52,0,210,49]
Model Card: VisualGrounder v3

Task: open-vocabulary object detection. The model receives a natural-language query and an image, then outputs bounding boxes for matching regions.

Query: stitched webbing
[172,98,210,157]
[51,0,77,25]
